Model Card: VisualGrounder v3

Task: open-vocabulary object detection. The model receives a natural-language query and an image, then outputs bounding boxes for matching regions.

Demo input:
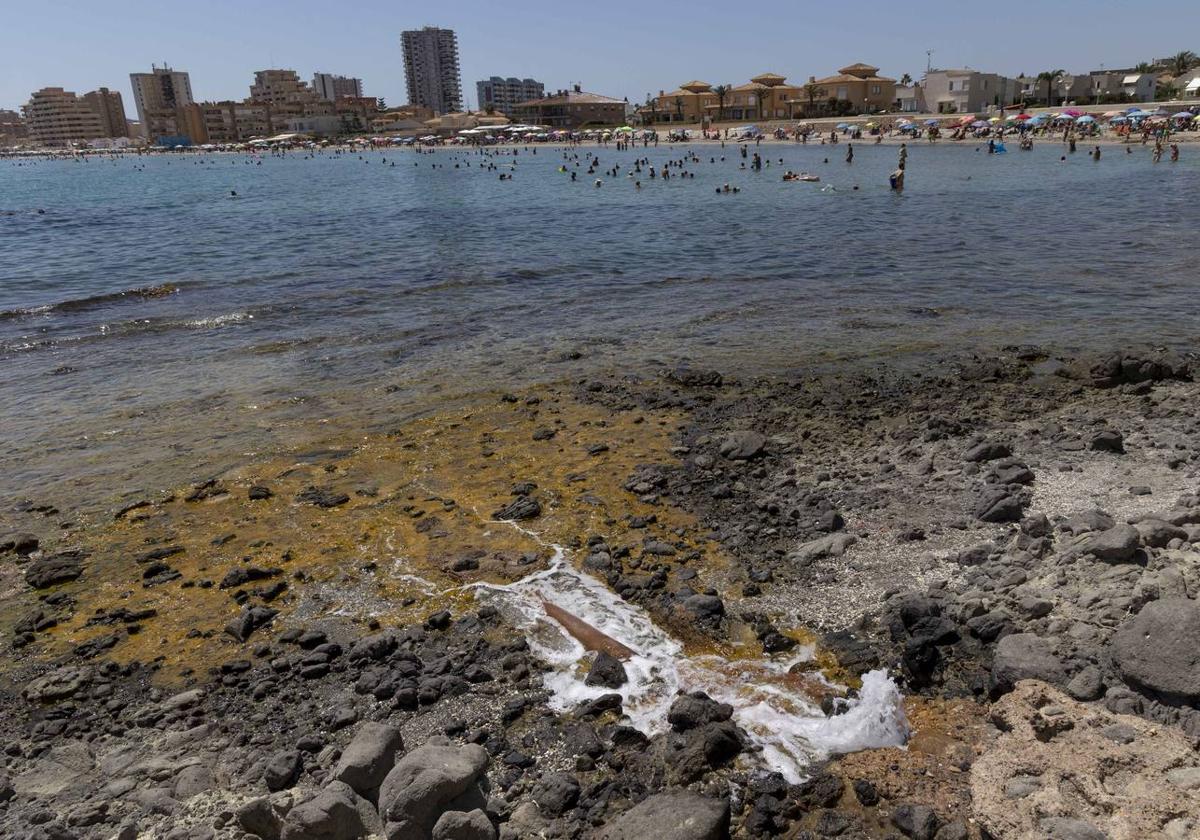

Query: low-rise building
[511,86,625,128]
[1122,73,1157,101]
[0,108,29,144]
[808,64,896,114]
[923,69,1017,114]
[893,84,926,113]
[476,77,545,116]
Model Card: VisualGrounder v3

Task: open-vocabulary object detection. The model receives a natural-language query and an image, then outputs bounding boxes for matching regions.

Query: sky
[4,0,1198,115]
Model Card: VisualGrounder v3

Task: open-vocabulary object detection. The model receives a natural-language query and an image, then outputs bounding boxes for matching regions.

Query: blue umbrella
[836,122,851,129]
[924,118,940,126]
[1076,115,1096,123]
[1173,111,1195,119]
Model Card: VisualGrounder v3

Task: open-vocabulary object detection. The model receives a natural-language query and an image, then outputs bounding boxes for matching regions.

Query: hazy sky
[5,0,1198,114]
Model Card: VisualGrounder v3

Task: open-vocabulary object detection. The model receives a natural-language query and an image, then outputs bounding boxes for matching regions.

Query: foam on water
[470,543,909,782]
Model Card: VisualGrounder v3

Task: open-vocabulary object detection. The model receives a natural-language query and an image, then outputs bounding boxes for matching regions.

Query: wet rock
[718,431,766,460]
[432,809,495,840]
[296,486,350,508]
[598,790,729,840]
[333,722,405,798]
[249,485,274,500]
[852,779,878,806]
[1078,524,1140,563]
[668,691,733,731]
[584,652,628,689]
[682,594,725,621]
[3,533,39,555]
[891,803,939,839]
[1113,598,1200,704]
[225,606,279,642]
[220,565,282,589]
[531,772,580,816]
[491,496,541,521]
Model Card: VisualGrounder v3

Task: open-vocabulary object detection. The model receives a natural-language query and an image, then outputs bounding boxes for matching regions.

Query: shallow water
[1,143,1197,508]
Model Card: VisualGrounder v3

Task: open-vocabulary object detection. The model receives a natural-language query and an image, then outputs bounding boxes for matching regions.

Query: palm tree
[757,86,772,122]
[712,84,730,123]
[1156,82,1181,101]
[674,96,685,123]
[900,73,913,87]
[1167,50,1198,76]
[803,81,826,117]
[1037,70,1063,106]
[1134,61,1157,73]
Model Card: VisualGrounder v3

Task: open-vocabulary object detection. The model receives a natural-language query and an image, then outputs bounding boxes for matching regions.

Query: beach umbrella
[971,120,989,128]
[988,116,1001,123]
[1014,113,1032,121]
[957,115,976,125]
[836,122,850,129]
[1110,115,1129,123]
[1173,112,1195,119]
[1076,115,1096,123]
[924,118,940,126]
[1062,108,1084,117]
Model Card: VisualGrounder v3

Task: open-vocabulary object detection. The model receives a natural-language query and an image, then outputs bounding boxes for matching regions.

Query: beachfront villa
[510,86,626,129]
[923,69,1020,114]
[642,74,804,124]
[806,64,897,114]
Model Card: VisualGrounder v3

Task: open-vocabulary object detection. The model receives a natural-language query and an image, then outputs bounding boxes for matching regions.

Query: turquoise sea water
[1,141,1197,509]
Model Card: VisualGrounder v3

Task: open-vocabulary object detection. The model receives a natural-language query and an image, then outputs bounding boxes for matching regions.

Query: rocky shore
[2,345,1199,839]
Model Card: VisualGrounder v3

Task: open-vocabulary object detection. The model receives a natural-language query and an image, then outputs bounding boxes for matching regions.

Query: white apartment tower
[129,64,193,127]
[400,26,462,114]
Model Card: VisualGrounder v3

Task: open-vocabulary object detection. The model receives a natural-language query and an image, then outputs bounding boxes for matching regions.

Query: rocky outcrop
[971,680,1200,840]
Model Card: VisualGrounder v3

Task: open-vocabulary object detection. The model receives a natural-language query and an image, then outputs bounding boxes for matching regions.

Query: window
[948,82,954,91]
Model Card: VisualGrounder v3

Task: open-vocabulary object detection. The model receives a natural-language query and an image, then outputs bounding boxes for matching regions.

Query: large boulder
[990,634,1068,696]
[333,722,404,799]
[25,552,84,589]
[1078,524,1140,563]
[432,809,495,840]
[281,783,371,840]
[378,740,489,840]
[598,791,729,840]
[1113,598,1200,705]
[718,431,766,460]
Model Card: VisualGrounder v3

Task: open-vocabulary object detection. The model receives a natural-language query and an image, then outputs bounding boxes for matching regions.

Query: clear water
[1,143,1197,509]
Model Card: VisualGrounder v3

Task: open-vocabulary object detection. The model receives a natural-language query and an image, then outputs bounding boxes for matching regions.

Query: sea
[1,141,1197,510]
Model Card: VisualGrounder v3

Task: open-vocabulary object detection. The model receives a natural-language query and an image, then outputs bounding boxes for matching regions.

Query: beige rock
[971,680,1200,840]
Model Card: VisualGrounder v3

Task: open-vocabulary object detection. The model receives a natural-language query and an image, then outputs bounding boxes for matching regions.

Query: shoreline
[2,341,1199,837]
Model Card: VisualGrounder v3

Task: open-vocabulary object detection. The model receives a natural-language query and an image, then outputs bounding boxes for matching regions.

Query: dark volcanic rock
[964,441,1011,462]
[264,750,302,791]
[719,431,766,460]
[225,606,279,642]
[669,366,723,387]
[584,652,628,689]
[990,633,1068,696]
[1089,430,1125,454]
[333,722,405,797]
[1078,524,1140,563]
[668,692,733,731]
[599,791,729,840]
[892,803,939,839]
[973,486,1025,523]
[491,496,541,521]
[296,486,351,508]
[531,772,580,816]
[1113,598,1200,705]
[24,551,85,588]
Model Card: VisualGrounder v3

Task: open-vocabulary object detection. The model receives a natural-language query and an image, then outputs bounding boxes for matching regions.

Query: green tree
[803,81,826,117]
[376,97,387,111]
[1167,50,1198,76]
[1156,82,1181,101]
[1037,70,1064,106]
[1133,61,1157,73]
[674,96,685,122]
[900,73,913,87]
[712,84,730,122]
[756,87,771,122]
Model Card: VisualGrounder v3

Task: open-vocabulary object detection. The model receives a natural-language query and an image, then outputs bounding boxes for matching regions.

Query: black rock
[668,691,733,731]
[531,772,580,816]
[263,750,302,791]
[892,803,939,840]
[1089,430,1125,454]
[248,485,274,500]
[584,651,628,689]
[224,606,279,642]
[295,486,350,508]
[492,496,542,521]
[25,552,85,589]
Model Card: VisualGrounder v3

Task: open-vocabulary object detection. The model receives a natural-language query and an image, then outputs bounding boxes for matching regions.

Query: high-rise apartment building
[82,87,130,138]
[129,65,193,127]
[475,77,545,116]
[22,87,107,146]
[312,73,364,101]
[400,26,462,114]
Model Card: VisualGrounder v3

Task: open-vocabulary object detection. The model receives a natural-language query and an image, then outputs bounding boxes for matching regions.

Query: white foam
[470,544,910,782]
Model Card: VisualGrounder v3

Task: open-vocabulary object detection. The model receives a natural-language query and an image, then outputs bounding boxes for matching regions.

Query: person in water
[845,144,854,164]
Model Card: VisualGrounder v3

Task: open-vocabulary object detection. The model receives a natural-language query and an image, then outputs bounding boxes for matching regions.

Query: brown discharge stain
[807,696,990,836]
[17,387,736,683]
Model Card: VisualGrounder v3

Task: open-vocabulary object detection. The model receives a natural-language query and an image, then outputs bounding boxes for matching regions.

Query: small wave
[0,283,181,321]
